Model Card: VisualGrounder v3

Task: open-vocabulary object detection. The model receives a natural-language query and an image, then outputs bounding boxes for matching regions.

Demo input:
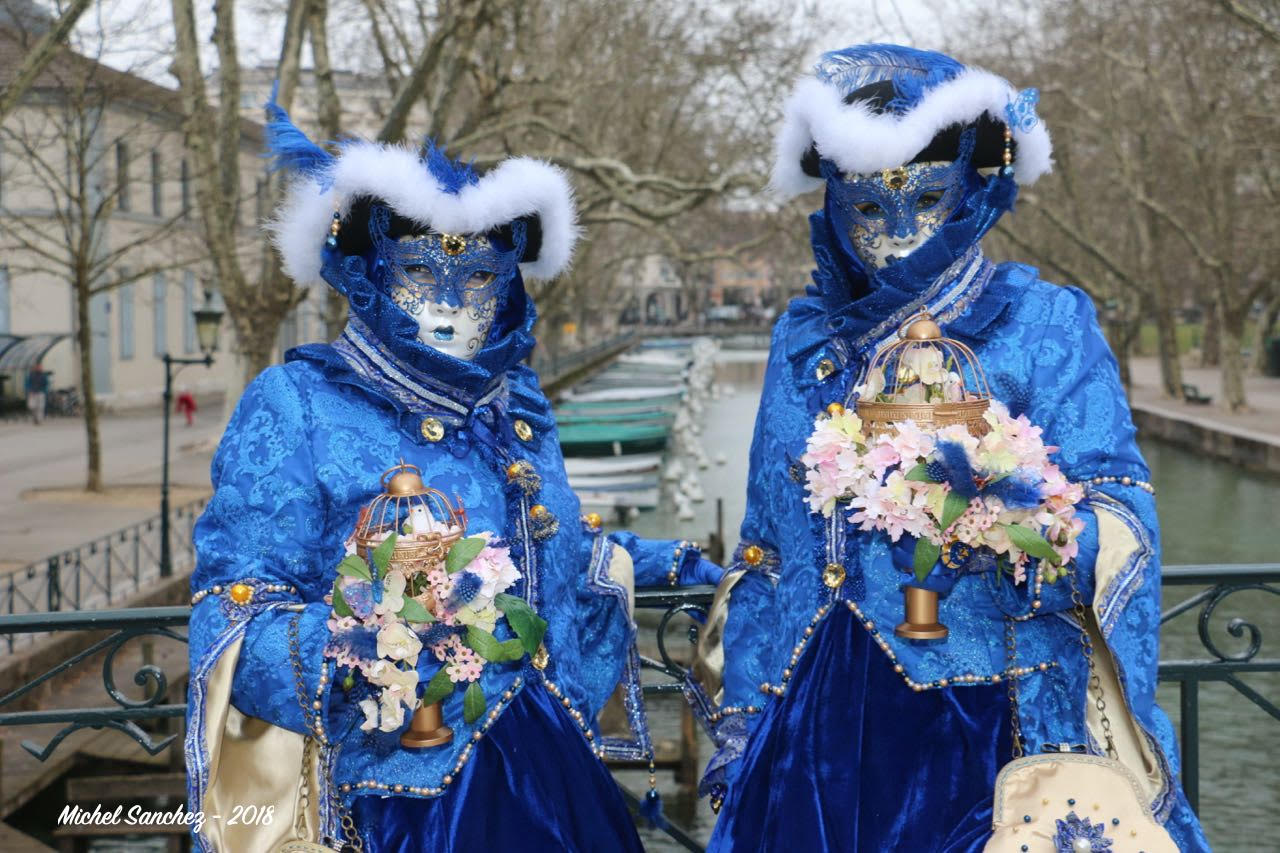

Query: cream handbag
[983,583,1178,853]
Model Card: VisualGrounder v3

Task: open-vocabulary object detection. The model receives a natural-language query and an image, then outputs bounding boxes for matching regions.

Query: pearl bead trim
[754,602,1057,699]
[190,581,297,606]
[667,540,699,587]
[1088,475,1154,494]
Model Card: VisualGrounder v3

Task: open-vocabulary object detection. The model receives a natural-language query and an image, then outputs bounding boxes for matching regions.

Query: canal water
[612,349,1279,852]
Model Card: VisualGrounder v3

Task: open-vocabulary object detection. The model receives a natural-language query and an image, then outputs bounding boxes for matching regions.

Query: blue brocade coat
[693,207,1211,852]
[185,310,702,851]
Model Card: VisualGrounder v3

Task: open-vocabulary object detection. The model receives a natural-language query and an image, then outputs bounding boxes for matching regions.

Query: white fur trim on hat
[271,142,580,284]
[771,69,1053,198]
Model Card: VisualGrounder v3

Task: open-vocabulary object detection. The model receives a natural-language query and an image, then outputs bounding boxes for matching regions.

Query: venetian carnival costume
[687,46,1210,852]
[185,104,720,852]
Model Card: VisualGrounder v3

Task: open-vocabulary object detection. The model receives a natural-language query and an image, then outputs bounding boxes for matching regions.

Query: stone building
[0,21,264,409]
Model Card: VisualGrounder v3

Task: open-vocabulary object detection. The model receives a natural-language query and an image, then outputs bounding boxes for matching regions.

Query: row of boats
[554,338,722,519]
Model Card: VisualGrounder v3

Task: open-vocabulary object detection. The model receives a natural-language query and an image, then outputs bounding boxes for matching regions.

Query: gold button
[742,544,764,566]
[513,419,533,441]
[229,583,253,605]
[584,512,602,529]
[531,643,549,670]
[826,402,845,417]
[420,417,444,442]
[529,504,548,520]
[823,562,846,588]
[506,461,526,480]
[815,358,836,380]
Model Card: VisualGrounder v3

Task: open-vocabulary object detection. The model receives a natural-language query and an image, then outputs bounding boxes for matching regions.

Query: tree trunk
[1218,302,1248,412]
[74,268,103,492]
[1151,291,1183,398]
[1251,291,1280,374]
[1200,300,1220,367]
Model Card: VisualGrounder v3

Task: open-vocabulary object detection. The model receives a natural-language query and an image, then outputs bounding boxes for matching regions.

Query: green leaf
[372,531,398,576]
[445,536,488,574]
[464,626,507,662]
[336,554,372,582]
[398,597,434,624]
[903,462,932,482]
[331,580,353,618]
[913,538,941,584]
[495,593,548,655]
[420,667,455,707]
[1004,523,1062,565]
[463,681,486,724]
[498,638,526,660]
[939,490,969,533]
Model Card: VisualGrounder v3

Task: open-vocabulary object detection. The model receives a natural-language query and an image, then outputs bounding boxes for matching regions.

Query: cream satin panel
[198,635,320,851]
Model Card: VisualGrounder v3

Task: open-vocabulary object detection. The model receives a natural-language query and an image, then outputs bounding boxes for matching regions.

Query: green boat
[553,410,675,426]
[556,420,670,456]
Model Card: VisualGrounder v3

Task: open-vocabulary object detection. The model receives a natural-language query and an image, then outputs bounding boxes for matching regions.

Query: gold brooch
[440,233,467,255]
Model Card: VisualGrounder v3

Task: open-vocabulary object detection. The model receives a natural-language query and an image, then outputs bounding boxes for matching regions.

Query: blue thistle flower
[449,571,482,606]
[420,623,459,647]
[925,459,947,482]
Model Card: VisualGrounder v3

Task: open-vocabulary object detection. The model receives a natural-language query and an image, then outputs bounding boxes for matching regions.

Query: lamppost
[159,290,223,577]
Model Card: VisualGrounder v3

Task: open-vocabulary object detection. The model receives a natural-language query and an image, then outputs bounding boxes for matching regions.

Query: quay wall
[1131,402,1280,476]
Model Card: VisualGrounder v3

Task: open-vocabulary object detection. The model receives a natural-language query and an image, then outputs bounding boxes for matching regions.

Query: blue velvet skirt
[353,685,642,852]
[709,605,1011,852]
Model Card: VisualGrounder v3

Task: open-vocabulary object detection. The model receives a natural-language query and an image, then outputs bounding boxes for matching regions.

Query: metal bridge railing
[0,498,206,651]
[0,565,1274,850]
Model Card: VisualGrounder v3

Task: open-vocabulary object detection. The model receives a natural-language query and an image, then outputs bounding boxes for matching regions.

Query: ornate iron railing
[0,566,1274,850]
[0,498,206,651]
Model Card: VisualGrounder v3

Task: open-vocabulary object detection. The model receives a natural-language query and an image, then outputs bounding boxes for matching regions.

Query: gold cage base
[856,398,991,439]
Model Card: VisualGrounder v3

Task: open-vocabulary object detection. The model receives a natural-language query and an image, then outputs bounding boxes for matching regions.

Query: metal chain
[289,613,365,851]
[1003,617,1025,759]
[1069,572,1118,760]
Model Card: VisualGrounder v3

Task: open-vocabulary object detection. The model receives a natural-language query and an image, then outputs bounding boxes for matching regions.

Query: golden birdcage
[854,313,992,438]
[355,461,467,749]
[354,462,468,601]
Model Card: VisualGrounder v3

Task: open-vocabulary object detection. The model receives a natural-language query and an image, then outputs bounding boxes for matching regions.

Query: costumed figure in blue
[686,45,1209,852]
[184,103,720,852]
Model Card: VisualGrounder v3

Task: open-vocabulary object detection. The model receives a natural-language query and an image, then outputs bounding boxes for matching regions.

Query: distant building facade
[0,21,264,408]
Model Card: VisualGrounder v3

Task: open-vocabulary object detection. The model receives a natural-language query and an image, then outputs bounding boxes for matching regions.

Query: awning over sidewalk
[0,333,71,371]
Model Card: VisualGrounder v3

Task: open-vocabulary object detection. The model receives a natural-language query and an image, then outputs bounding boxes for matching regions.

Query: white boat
[562,386,682,403]
[575,487,660,509]
[563,453,662,477]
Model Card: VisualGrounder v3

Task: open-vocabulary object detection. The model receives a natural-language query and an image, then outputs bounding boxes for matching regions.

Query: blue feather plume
[983,471,1043,509]
[934,440,979,498]
[422,140,478,195]
[263,82,334,176]
[814,44,964,112]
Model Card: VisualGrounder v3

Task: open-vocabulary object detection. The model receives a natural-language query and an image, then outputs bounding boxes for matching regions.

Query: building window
[0,266,9,334]
[183,271,196,354]
[116,142,131,212]
[119,279,135,360]
[180,159,190,219]
[153,272,167,355]
[151,150,163,217]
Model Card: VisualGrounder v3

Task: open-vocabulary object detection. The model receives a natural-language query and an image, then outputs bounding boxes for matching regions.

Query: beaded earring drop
[325,206,342,248]
[1000,125,1014,178]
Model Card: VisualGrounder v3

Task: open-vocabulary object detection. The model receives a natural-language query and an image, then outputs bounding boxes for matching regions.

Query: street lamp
[160,289,223,577]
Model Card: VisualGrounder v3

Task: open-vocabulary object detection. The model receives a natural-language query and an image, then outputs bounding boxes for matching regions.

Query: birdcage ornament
[355,461,466,748]
[854,313,992,440]
[854,314,992,641]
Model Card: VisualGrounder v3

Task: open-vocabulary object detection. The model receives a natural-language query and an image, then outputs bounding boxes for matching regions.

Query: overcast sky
[75,0,956,85]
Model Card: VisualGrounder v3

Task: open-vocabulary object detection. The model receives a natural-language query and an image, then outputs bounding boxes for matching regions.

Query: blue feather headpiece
[814,44,964,113]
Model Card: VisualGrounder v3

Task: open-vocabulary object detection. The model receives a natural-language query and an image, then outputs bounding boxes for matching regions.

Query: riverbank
[1127,357,1280,474]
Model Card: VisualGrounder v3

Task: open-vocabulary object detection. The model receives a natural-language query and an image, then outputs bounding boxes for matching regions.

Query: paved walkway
[1127,357,1280,447]
[0,407,226,569]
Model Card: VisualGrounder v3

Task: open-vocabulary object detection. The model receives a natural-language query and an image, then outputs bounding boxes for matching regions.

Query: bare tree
[0,0,94,124]
[0,22,205,490]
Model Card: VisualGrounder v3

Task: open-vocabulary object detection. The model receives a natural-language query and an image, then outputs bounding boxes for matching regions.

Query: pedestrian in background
[25,364,49,424]
[175,388,197,427]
